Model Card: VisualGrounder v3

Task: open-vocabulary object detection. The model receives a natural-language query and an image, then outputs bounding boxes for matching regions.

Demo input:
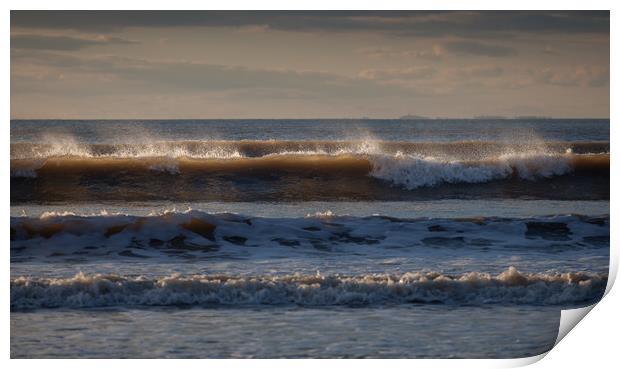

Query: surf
[10,266,607,310]
[10,211,610,264]
[10,139,609,159]
[10,139,610,203]
[10,149,610,181]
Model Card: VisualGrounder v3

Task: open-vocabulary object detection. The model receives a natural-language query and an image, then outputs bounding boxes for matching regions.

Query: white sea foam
[368,152,573,189]
[10,267,606,310]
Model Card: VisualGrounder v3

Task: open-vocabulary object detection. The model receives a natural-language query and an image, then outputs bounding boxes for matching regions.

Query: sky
[10,11,610,119]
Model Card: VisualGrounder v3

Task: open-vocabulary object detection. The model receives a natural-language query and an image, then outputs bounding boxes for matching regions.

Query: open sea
[10,119,610,358]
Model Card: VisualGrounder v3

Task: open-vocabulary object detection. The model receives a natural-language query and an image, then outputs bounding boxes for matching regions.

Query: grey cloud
[11,34,135,51]
[443,41,517,57]
[11,11,609,37]
[532,66,609,87]
[358,66,436,81]
[11,51,413,99]
[449,66,504,79]
[357,46,443,60]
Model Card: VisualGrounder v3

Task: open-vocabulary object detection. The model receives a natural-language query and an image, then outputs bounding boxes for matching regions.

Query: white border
[4,2,617,368]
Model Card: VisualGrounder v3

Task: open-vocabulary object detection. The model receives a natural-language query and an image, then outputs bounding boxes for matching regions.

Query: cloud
[532,66,609,87]
[353,64,510,95]
[447,65,504,79]
[356,41,515,60]
[442,41,517,57]
[357,45,444,60]
[9,10,609,120]
[11,34,136,51]
[11,11,609,38]
[358,66,436,81]
[10,51,413,99]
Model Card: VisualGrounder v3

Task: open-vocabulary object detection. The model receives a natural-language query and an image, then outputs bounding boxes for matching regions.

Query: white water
[11,267,606,310]
[10,212,609,263]
[369,152,572,189]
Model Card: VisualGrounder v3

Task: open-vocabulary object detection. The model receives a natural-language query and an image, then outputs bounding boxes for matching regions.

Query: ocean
[10,119,610,358]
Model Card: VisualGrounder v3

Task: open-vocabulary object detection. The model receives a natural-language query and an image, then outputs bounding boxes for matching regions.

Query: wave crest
[10,140,609,160]
[369,152,574,189]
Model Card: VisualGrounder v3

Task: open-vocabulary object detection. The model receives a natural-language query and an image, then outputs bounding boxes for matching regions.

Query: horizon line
[9,117,611,121]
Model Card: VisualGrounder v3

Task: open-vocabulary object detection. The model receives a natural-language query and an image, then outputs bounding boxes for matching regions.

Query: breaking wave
[9,140,609,160]
[10,211,609,263]
[10,140,609,202]
[10,267,607,310]
[368,152,579,189]
[10,151,609,188]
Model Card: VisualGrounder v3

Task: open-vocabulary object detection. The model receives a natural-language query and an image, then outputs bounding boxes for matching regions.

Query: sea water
[10,119,610,358]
